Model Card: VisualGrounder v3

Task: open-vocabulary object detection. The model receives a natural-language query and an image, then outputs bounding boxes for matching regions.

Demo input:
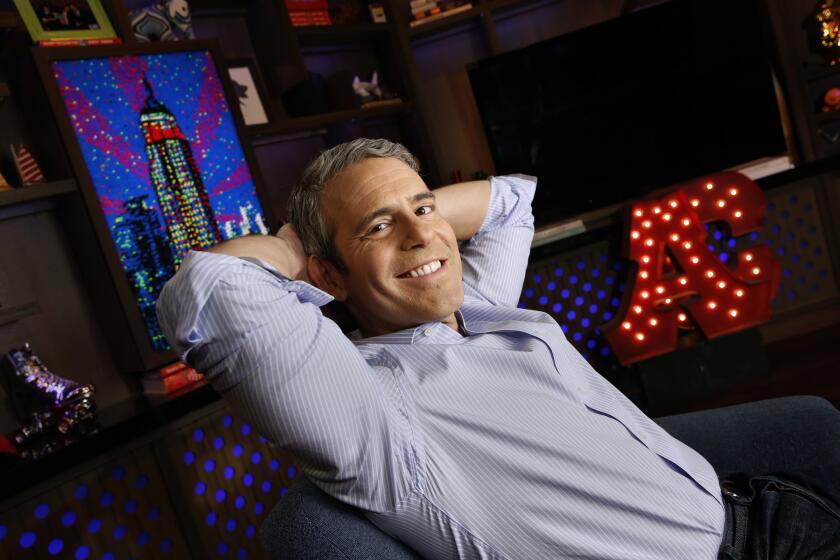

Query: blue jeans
[718,466,840,559]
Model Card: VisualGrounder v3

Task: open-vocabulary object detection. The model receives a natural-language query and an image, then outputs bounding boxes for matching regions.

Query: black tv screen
[469,0,788,227]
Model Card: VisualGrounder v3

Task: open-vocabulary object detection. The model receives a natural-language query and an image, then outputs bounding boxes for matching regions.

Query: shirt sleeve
[156,251,410,511]
[460,174,537,307]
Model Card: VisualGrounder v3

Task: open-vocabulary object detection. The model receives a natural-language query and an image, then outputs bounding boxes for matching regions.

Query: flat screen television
[468,0,789,227]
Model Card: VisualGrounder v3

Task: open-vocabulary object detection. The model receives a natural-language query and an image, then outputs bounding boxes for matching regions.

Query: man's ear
[307,255,348,301]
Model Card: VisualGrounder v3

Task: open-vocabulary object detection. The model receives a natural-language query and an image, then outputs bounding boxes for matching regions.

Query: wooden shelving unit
[246,101,413,139]
[0,179,77,210]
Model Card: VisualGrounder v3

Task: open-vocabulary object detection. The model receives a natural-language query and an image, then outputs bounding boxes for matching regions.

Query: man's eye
[370,223,389,234]
[417,205,433,216]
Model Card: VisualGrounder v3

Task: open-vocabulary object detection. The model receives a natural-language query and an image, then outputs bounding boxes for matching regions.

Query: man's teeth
[407,260,442,278]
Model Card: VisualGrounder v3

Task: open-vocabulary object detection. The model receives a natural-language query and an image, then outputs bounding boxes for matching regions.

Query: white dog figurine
[352,72,383,100]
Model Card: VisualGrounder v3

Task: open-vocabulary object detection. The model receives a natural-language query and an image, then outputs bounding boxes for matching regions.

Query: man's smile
[397,258,448,279]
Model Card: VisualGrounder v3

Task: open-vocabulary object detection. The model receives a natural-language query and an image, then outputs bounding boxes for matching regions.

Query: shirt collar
[351,310,468,346]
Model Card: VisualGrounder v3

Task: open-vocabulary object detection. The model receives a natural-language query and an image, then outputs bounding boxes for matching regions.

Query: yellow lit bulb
[708,301,717,310]
[649,318,658,326]
[622,321,632,330]
[635,332,645,341]
[705,182,714,190]
[729,309,738,318]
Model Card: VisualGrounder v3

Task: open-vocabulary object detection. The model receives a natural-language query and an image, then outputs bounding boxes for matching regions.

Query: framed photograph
[33,41,276,371]
[226,58,271,126]
[13,0,119,43]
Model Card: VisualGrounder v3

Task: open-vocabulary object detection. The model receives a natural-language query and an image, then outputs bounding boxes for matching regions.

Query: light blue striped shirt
[158,175,724,559]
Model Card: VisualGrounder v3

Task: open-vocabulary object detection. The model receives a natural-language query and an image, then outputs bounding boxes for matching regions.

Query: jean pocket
[751,476,840,522]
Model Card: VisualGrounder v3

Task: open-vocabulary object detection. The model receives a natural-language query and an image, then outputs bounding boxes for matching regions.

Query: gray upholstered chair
[261,396,840,559]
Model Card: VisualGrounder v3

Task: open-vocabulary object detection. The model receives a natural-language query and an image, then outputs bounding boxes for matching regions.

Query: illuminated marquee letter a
[603,172,780,365]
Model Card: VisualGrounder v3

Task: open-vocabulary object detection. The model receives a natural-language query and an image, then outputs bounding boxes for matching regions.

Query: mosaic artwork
[51,50,268,351]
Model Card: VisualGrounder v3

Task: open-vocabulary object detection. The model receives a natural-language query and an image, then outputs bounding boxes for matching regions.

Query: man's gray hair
[287,138,419,271]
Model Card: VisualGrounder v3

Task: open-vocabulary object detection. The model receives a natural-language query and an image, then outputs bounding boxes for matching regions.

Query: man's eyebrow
[353,191,436,236]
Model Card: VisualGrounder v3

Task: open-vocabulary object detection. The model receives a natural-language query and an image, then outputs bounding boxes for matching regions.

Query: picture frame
[32,40,277,372]
[225,58,271,127]
[12,0,119,44]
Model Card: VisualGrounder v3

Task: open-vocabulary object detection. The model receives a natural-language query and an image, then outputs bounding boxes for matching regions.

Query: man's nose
[400,215,435,250]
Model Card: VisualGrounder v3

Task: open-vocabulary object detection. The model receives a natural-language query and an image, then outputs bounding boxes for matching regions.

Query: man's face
[319,157,464,336]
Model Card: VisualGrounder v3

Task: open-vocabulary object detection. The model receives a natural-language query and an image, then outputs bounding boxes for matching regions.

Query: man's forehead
[325,158,427,206]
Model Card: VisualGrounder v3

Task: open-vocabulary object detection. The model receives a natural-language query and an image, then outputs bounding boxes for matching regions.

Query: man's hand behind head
[206,225,309,282]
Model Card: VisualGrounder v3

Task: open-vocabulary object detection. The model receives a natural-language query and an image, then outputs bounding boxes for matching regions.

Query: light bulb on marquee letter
[603,172,780,365]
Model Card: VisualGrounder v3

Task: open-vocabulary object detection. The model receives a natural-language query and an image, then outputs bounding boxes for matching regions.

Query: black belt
[719,481,751,560]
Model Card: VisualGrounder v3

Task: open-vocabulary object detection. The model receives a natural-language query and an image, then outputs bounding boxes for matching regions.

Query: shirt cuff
[477,174,538,236]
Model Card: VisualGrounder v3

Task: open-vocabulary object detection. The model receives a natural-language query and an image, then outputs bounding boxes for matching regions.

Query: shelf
[247,101,413,139]
[407,5,483,38]
[0,179,77,209]
[295,22,389,47]
[0,301,42,326]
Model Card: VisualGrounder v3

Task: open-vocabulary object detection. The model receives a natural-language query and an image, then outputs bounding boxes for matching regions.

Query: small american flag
[11,144,46,185]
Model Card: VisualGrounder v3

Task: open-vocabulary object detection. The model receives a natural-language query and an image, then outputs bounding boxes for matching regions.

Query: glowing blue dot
[572,332,583,342]
[561,324,569,333]
[261,480,272,493]
[233,444,243,457]
[566,310,576,320]
[772,223,782,234]
[243,473,254,486]
[100,492,114,507]
[602,311,613,321]
[270,459,280,471]
[20,531,36,548]
[241,423,251,436]
[719,252,729,263]
[160,538,173,553]
[193,428,204,441]
[596,290,606,300]
[588,304,598,314]
[538,295,548,306]
[605,276,614,285]
[213,436,224,450]
[792,254,800,263]
[727,239,737,249]
[552,303,562,313]
[215,489,227,503]
[279,487,289,497]
[783,268,791,278]
[138,532,151,546]
[581,318,591,328]
[259,436,268,443]
[74,485,88,500]
[587,339,597,349]
[517,302,526,308]
[125,500,137,514]
[48,538,63,555]
[554,267,564,276]
[207,511,218,525]
[749,232,759,241]
[218,543,228,555]
[34,503,50,519]
[574,296,584,307]
[524,288,534,297]
[235,496,246,509]
[238,548,248,559]
[227,519,237,532]
[601,347,611,356]
[88,518,101,534]
[254,502,265,515]
[204,459,216,473]
[183,451,195,465]
[560,289,570,299]
[61,511,76,527]
[113,525,126,540]
[288,466,297,478]
[591,268,601,277]
[222,415,233,427]
[246,525,256,538]
[195,482,207,495]
[707,244,716,252]
[0,524,5,540]
[149,507,161,521]
[135,475,150,489]
[569,275,578,284]
[533,274,542,283]
[547,281,556,291]
[224,466,235,479]
[251,452,262,465]
[713,231,723,241]
[75,545,90,559]
[610,297,620,308]
[582,282,592,292]
[102,553,115,560]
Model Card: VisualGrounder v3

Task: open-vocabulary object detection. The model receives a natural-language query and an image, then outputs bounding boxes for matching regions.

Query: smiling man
[156,139,840,559]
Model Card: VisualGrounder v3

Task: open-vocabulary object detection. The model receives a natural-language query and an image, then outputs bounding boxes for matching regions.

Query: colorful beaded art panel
[51,50,268,351]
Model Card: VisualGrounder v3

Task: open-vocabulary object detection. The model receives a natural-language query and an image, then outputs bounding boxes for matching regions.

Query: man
[158,139,839,559]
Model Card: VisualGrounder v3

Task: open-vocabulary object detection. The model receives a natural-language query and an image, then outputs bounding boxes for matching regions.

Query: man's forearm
[206,226,308,281]
[434,180,491,241]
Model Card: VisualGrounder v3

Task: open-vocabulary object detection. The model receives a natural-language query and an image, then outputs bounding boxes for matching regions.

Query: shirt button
[424,328,433,337]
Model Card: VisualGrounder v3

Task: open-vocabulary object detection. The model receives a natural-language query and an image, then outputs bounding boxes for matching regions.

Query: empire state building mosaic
[52,51,268,351]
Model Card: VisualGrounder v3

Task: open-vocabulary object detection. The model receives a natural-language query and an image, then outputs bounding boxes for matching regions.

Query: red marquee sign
[603,172,780,365]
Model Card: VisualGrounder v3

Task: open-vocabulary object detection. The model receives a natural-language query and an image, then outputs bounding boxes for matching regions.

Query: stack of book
[142,362,204,395]
[409,0,472,27]
[286,0,332,26]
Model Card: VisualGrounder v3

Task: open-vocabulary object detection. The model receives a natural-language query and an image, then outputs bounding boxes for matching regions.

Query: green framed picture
[13,0,118,44]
